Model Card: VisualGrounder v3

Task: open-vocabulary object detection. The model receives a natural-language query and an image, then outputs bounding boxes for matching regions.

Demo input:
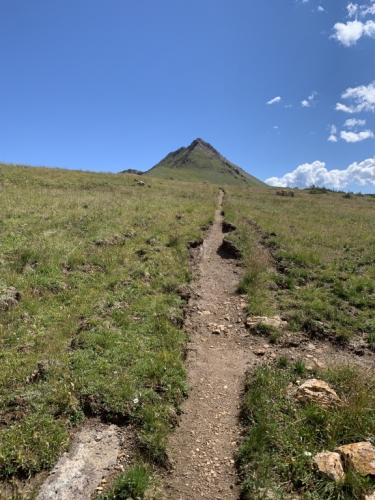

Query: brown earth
[162,191,254,499]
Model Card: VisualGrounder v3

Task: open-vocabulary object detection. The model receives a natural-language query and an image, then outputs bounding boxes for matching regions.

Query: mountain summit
[147,138,264,186]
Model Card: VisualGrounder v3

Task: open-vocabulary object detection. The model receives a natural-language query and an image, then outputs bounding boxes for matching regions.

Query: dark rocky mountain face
[147,138,264,186]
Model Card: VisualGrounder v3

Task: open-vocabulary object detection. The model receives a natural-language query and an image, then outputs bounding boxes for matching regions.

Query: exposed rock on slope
[147,138,265,186]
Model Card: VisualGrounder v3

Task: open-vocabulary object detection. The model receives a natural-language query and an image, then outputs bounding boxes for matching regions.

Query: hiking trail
[163,190,255,499]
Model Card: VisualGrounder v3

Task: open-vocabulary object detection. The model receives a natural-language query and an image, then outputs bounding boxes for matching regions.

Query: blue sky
[0,0,374,190]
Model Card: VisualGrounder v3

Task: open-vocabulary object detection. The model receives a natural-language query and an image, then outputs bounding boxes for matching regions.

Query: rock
[246,315,287,334]
[305,343,316,351]
[0,287,21,311]
[37,424,121,500]
[135,179,145,186]
[296,379,341,408]
[254,348,267,356]
[336,442,375,476]
[305,357,326,372]
[313,451,345,482]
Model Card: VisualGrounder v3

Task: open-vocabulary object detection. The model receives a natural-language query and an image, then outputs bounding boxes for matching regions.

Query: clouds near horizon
[266,158,375,190]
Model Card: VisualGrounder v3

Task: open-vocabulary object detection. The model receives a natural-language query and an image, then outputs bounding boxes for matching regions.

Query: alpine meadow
[1,1,375,499]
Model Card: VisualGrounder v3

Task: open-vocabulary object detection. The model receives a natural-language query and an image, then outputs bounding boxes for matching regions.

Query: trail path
[163,191,254,499]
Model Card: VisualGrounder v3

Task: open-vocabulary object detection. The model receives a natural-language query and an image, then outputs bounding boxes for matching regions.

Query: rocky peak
[187,138,221,156]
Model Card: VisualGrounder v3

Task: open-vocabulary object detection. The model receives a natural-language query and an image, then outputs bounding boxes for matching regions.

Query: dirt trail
[163,191,254,500]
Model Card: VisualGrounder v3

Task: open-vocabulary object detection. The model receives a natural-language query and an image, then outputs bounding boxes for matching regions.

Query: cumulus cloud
[333,19,375,46]
[333,2,375,45]
[267,96,282,105]
[327,120,373,143]
[344,118,366,127]
[340,129,374,142]
[265,158,375,190]
[336,81,375,113]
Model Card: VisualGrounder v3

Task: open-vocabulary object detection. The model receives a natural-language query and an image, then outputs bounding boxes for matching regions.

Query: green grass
[224,186,375,342]
[100,464,152,499]
[0,164,216,480]
[238,363,375,499]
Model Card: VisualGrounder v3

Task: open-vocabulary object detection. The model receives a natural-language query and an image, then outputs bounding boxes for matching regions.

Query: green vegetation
[0,164,216,479]
[147,138,265,186]
[100,464,152,499]
[224,186,375,342]
[238,363,375,499]
[2,152,375,498]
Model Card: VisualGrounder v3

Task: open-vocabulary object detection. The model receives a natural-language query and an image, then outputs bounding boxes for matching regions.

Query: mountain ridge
[146,138,265,186]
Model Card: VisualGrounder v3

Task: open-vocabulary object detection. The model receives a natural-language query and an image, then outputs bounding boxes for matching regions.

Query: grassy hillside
[147,138,265,187]
[223,186,375,498]
[224,186,375,343]
[2,161,375,498]
[0,164,216,488]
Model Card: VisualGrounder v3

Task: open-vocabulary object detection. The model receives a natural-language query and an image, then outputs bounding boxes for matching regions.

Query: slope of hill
[147,138,265,186]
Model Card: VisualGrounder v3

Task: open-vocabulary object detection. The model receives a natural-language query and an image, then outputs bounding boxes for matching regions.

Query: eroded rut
[163,191,254,499]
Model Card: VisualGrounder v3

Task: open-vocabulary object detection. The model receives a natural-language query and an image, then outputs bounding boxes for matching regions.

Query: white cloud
[301,91,317,108]
[347,2,359,17]
[344,118,366,128]
[317,5,325,12]
[340,129,374,142]
[265,158,375,190]
[349,1,375,17]
[333,19,375,46]
[362,1,375,16]
[333,1,375,45]
[336,102,355,113]
[267,96,282,105]
[328,124,338,142]
[327,120,373,143]
[336,81,375,113]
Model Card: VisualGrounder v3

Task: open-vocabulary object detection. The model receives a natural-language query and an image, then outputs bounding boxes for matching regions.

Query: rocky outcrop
[314,451,345,482]
[336,442,375,476]
[246,315,287,333]
[313,441,375,486]
[296,379,341,408]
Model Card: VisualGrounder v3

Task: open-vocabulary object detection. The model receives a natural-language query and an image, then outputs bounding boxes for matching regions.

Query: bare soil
[162,191,254,499]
